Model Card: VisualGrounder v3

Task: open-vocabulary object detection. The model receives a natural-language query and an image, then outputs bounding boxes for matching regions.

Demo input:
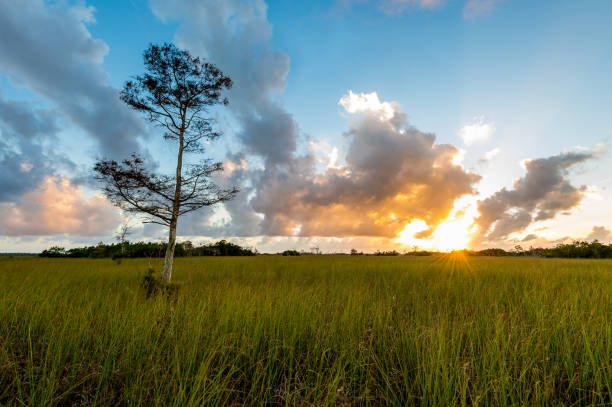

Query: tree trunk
[160,122,185,283]
[161,220,177,282]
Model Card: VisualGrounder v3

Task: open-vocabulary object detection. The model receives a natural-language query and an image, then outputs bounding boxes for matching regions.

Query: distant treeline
[467,241,612,259]
[365,241,612,259]
[39,240,255,259]
[37,239,612,259]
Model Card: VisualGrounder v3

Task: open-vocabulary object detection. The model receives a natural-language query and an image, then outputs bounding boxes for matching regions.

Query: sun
[395,199,478,252]
[429,216,472,252]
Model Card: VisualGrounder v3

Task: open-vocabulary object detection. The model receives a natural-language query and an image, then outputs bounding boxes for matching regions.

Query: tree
[94,43,238,283]
[115,223,132,244]
[115,223,132,254]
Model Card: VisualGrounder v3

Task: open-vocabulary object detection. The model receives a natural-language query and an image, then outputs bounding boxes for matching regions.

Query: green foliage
[39,246,67,258]
[38,239,612,259]
[407,250,435,256]
[543,240,612,258]
[471,248,510,256]
[39,239,255,259]
[0,256,610,405]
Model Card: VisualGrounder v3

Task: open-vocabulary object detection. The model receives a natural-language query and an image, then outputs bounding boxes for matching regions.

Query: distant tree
[94,43,238,283]
[374,250,400,256]
[40,246,66,258]
[115,223,132,243]
[115,223,132,255]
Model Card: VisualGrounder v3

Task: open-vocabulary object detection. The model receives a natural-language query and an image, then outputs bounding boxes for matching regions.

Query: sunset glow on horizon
[395,198,478,252]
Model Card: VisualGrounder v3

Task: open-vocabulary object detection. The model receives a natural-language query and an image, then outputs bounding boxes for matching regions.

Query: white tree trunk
[161,220,177,283]
[160,125,185,284]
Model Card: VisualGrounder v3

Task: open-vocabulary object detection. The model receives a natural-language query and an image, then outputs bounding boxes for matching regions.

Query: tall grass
[0,255,610,406]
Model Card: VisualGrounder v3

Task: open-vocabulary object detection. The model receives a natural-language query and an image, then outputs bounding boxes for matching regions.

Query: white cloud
[463,0,503,19]
[458,116,495,145]
[480,147,500,162]
[337,0,445,14]
[339,90,395,120]
[380,0,445,13]
[327,147,340,169]
[19,162,34,172]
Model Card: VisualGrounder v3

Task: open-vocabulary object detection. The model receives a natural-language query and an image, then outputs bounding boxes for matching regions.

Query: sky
[1,0,611,253]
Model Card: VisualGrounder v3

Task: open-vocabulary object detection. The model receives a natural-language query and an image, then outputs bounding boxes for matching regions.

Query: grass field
[0,255,610,406]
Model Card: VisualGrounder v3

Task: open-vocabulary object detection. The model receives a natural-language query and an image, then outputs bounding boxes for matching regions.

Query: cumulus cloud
[463,0,503,19]
[0,176,121,236]
[339,90,395,120]
[474,150,597,242]
[150,0,295,166]
[273,94,480,237]
[458,117,495,145]
[0,0,145,158]
[150,0,298,236]
[194,91,480,239]
[152,1,481,240]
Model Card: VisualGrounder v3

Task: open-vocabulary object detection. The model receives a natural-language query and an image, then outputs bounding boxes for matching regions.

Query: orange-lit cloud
[208,92,481,242]
[0,176,120,236]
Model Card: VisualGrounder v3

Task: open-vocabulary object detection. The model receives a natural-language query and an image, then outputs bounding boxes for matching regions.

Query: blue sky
[1,0,611,252]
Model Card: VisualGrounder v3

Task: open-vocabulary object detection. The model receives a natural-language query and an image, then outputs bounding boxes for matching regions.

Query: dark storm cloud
[0,0,145,159]
[475,151,597,241]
